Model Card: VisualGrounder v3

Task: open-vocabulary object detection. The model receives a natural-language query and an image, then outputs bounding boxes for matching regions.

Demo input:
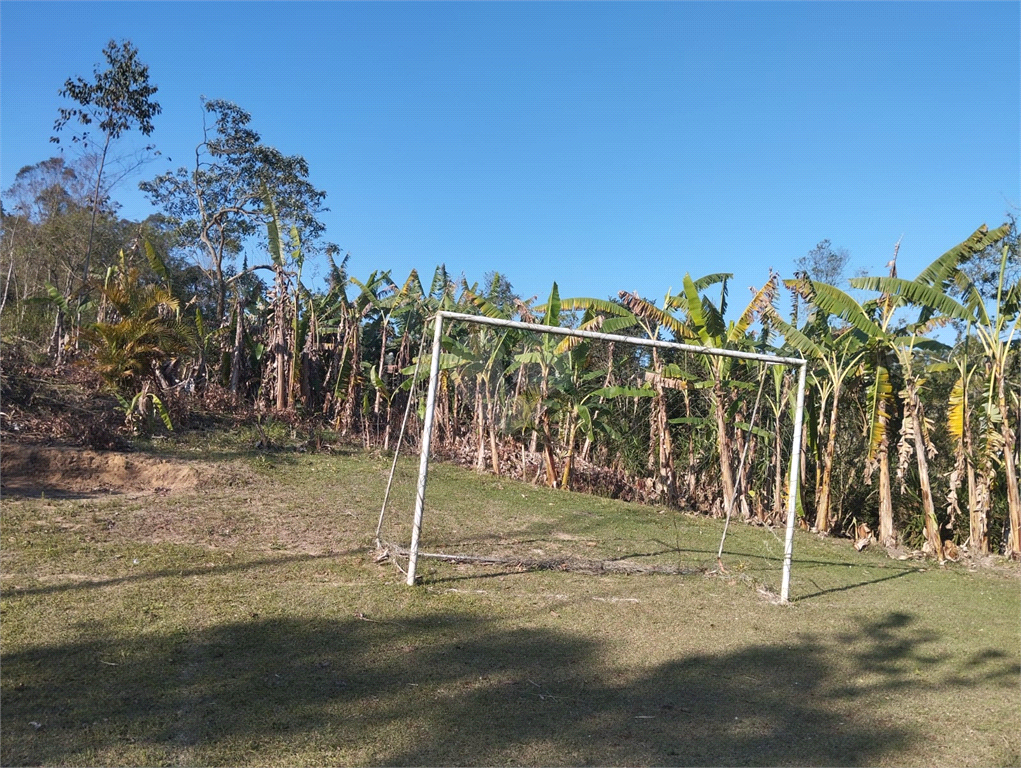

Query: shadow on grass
[794,567,920,600]
[403,538,927,599]
[3,552,359,597]
[4,609,1015,766]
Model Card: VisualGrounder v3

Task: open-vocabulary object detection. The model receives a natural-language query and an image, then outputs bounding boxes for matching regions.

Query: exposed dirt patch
[0,443,203,498]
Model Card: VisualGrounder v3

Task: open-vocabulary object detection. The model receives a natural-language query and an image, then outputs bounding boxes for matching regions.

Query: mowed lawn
[2,441,1019,767]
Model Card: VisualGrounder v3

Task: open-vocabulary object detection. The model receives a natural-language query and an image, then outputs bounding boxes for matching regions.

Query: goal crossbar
[434,311,807,366]
[405,311,808,604]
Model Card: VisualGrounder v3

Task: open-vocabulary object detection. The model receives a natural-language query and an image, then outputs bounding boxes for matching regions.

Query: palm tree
[82,246,193,430]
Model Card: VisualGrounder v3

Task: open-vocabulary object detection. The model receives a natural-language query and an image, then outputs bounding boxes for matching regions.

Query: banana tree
[564,272,777,512]
[349,271,399,416]
[444,285,520,474]
[265,196,302,411]
[767,277,871,534]
[512,282,572,486]
[944,335,985,551]
[565,287,689,500]
[668,273,778,517]
[852,225,1018,557]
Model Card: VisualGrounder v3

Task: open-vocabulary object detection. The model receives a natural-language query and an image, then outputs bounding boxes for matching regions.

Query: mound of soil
[1,443,202,498]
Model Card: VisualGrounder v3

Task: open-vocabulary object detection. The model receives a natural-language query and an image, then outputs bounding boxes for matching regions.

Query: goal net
[375,311,807,603]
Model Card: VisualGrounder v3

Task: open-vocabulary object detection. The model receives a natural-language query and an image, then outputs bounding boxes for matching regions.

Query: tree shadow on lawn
[4,552,357,598]
[2,610,1016,766]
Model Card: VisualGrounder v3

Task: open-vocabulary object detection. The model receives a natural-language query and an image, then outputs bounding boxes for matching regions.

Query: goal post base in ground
[394,310,807,604]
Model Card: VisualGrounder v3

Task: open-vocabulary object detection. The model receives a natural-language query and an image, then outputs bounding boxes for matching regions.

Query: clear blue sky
[2,1,1018,313]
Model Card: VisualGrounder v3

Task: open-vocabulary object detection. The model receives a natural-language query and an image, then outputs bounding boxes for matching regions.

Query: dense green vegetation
[2,40,1019,562]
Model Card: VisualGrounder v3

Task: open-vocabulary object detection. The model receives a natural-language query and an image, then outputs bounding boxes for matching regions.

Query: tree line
[2,40,1018,560]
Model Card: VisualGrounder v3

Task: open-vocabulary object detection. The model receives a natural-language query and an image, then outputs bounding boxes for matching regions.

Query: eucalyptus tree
[141,98,328,325]
[51,40,161,311]
[796,239,850,287]
[2,157,100,348]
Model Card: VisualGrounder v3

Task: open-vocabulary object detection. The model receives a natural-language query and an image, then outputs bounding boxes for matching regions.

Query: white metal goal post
[403,311,808,604]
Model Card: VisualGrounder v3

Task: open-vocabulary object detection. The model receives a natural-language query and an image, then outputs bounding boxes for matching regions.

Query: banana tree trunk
[713,381,736,514]
[967,452,987,554]
[229,293,246,395]
[581,349,615,464]
[877,444,896,546]
[340,319,360,434]
[683,389,696,501]
[374,323,388,414]
[909,391,944,561]
[772,412,785,520]
[999,376,1021,557]
[958,381,987,553]
[732,405,754,520]
[272,265,290,411]
[560,415,578,490]
[541,417,558,488]
[475,379,486,471]
[487,386,501,476]
[815,381,842,534]
[655,385,677,503]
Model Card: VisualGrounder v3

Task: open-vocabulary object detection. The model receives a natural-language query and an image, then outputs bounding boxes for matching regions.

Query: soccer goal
[376,310,808,604]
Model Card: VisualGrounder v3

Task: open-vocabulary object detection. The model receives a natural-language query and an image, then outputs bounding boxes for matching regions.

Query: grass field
[2,437,1019,767]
